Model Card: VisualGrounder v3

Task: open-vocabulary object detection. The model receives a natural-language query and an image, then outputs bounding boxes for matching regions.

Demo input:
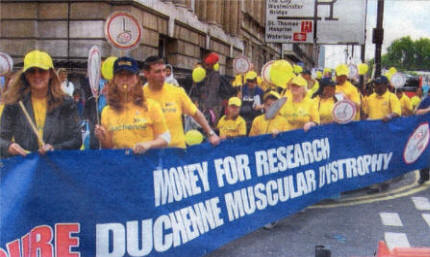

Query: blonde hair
[2,69,66,112]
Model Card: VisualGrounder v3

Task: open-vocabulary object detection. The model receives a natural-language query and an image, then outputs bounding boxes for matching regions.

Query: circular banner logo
[0,52,13,76]
[105,12,142,50]
[88,46,101,98]
[332,100,356,124]
[261,60,274,84]
[233,56,251,74]
[391,72,406,89]
[403,122,429,164]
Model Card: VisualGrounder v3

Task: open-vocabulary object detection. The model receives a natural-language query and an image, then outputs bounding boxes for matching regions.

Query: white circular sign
[261,60,274,84]
[0,52,13,76]
[233,56,251,74]
[332,100,356,124]
[391,72,406,89]
[105,12,142,50]
[88,46,101,98]
[348,64,358,79]
[403,122,429,164]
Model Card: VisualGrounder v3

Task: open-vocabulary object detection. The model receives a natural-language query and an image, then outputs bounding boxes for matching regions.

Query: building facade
[0,0,315,79]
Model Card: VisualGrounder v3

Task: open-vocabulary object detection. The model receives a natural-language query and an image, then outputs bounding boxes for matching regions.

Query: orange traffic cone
[376,241,430,257]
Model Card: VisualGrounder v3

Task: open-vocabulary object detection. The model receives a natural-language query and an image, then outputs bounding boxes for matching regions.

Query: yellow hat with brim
[245,71,258,81]
[290,75,307,87]
[335,64,349,77]
[228,97,242,107]
[23,50,54,72]
[263,90,281,101]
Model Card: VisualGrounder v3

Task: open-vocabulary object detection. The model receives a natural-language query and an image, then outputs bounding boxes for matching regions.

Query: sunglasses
[25,68,49,74]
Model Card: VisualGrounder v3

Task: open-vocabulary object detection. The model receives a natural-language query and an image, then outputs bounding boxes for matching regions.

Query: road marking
[412,197,430,210]
[311,172,430,209]
[384,232,410,250]
[422,213,430,227]
[380,212,403,227]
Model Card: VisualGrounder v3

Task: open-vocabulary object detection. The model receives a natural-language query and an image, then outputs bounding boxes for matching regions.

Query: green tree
[380,36,430,71]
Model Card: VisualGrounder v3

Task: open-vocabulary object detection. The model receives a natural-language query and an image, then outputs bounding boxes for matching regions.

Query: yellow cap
[335,64,349,76]
[323,67,332,74]
[245,71,257,81]
[228,97,242,107]
[293,64,303,74]
[290,75,307,87]
[23,50,54,72]
[263,90,281,101]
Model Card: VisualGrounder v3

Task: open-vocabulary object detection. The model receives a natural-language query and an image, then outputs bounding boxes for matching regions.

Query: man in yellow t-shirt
[142,56,220,148]
[395,89,413,116]
[335,64,361,119]
[217,97,246,139]
[363,76,401,121]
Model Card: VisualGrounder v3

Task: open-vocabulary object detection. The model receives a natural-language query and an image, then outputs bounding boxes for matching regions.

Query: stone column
[206,0,217,25]
[223,0,231,34]
[174,0,187,8]
[216,0,223,27]
[230,0,240,36]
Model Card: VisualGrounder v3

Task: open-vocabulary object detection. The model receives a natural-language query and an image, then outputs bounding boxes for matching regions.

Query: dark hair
[142,56,165,71]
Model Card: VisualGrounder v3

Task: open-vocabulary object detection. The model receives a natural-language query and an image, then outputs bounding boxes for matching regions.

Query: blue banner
[1,114,429,257]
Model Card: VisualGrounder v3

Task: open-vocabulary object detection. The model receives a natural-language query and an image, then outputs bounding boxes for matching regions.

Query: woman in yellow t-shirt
[279,76,320,131]
[0,50,82,157]
[95,57,170,154]
[312,78,337,125]
[249,90,289,136]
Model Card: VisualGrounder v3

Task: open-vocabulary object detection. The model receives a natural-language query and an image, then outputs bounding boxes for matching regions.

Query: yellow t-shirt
[144,83,198,148]
[217,115,247,138]
[31,96,47,144]
[249,114,289,136]
[335,81,361,120]
[411,96,421,110]
[316,96,335,125]
[363,91,402,120]
[398,94,412,116]
[306,80,319,98]
[279,97,320,131]
[101,99,168,149]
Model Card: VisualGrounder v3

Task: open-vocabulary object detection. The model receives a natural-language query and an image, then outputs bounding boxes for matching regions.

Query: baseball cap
[228,97,242,107]
[204,52,219,66]
[263,90,281,101]
[23,50,54,72]
[335,64,349,76]
[114,56,139,74]
[245,71,257,81]
[290,75,307,87]
[374,76,389,85]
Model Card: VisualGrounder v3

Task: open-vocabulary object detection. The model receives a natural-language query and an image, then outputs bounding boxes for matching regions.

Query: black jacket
[0,94,82,157]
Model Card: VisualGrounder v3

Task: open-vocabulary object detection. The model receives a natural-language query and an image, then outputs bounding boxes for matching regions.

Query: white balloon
[391,72,406,89]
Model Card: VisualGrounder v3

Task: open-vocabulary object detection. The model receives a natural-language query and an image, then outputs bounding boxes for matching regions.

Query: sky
[324,0,430,69]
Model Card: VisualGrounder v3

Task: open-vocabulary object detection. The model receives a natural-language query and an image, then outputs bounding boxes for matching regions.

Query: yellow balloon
[388,67,397,74]
[270,60,293,89]
[386,72,394,81]
[213,63,219,71]
[358,63,369,75]
[192,67,206,83]
[316,71,322,79]
[185,130,204,146]
[101,56,117,80]
[293,64,303,74]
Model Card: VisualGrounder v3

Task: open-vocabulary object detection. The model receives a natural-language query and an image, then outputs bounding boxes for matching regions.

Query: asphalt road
[206,170,430,257]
